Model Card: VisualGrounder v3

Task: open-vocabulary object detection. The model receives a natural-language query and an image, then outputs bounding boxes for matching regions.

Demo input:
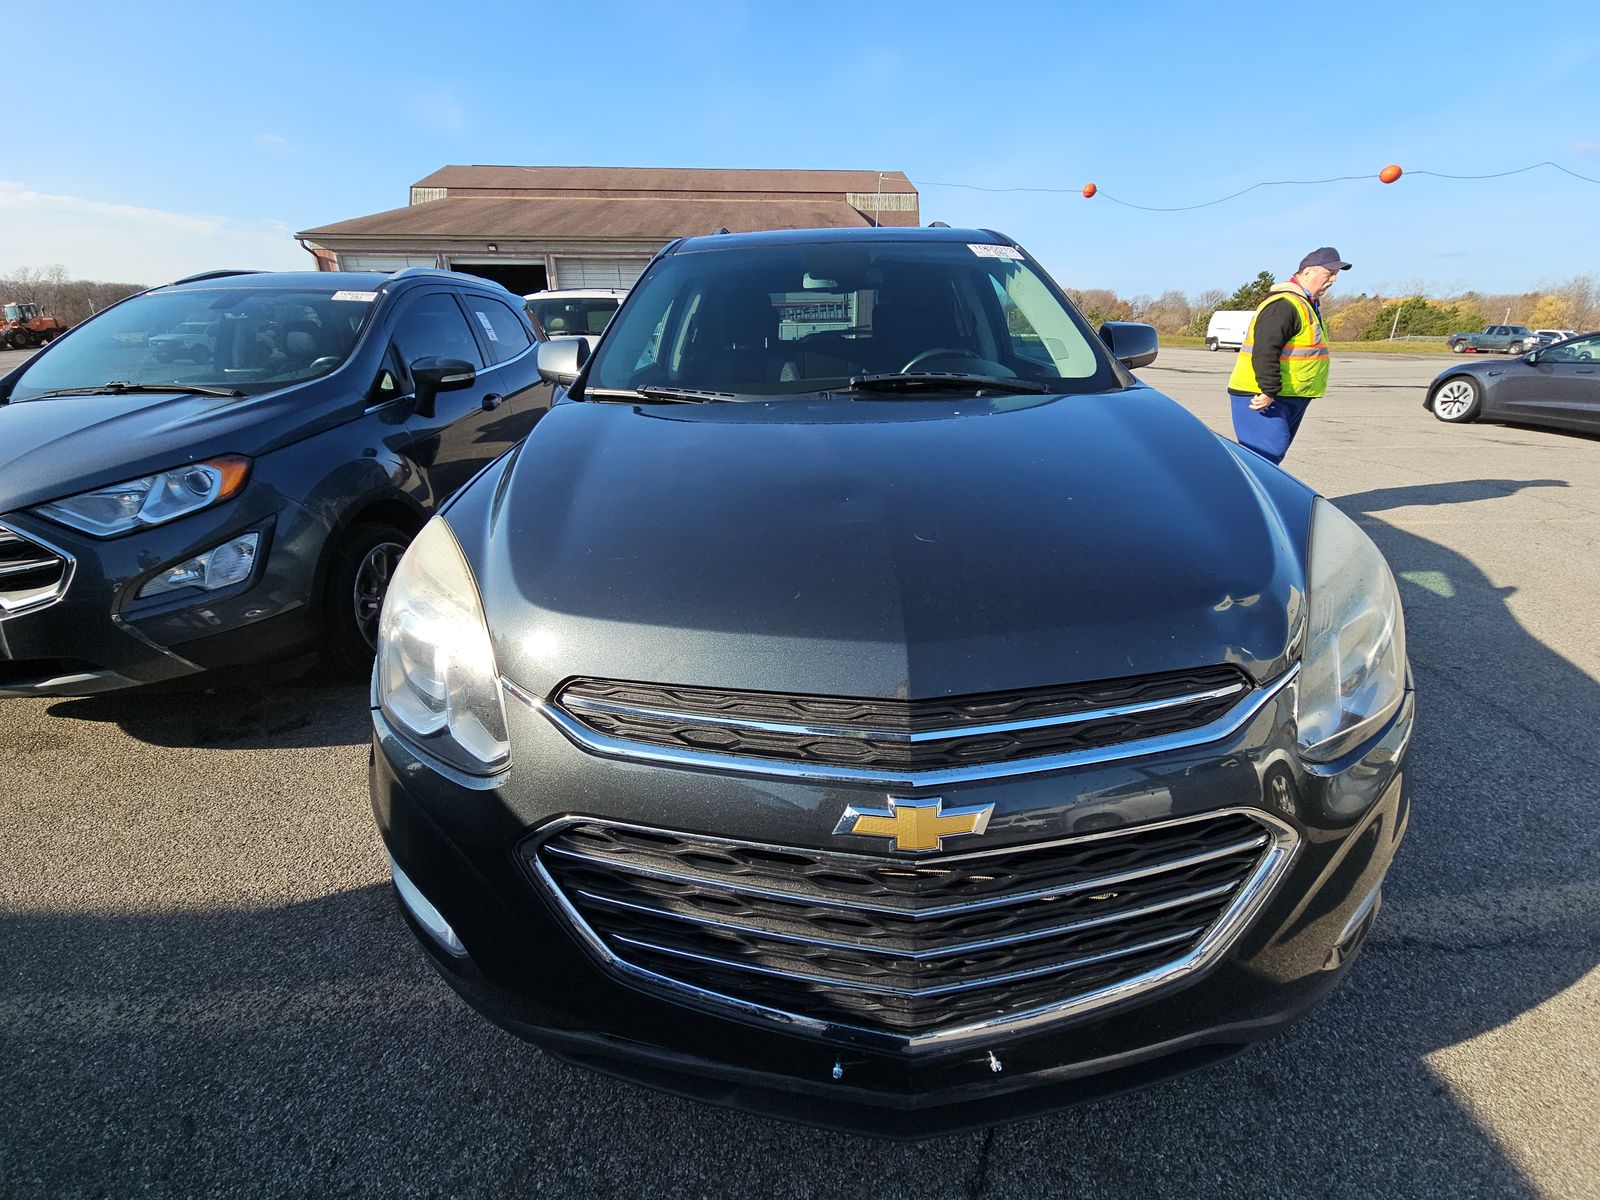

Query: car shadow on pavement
[5,478,1596,1198]
[43,670,372,750]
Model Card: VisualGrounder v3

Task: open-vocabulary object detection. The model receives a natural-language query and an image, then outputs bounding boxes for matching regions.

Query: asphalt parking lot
[3,345,1597,1199]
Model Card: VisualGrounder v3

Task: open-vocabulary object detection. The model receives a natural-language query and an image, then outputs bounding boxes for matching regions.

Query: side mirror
[1099,321,1160,369]
[409,356,475,418]
[537,337,590,386]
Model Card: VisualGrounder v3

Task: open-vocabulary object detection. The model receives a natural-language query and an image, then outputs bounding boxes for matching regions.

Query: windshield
[527,297,620,338]
[3,304,22,321]
[7,287,378,401]
[584,240,1118,399]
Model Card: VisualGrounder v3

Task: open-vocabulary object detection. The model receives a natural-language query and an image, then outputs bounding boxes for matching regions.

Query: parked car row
[3,234,1418,1137]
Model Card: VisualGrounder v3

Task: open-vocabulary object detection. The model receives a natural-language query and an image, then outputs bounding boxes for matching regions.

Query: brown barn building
[295,166,920,294]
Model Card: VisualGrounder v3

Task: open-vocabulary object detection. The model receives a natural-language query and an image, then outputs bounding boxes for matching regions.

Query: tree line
[1,265,147,328]
[7,262,1599,344]
[1065,272,1600,340]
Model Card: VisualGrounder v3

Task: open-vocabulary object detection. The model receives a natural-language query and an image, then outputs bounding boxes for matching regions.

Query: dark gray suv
[369,227,1413,1136]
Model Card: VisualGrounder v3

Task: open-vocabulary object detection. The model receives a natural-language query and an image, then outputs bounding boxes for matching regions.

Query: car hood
[467,388,1310,702]
[0,386,364,512]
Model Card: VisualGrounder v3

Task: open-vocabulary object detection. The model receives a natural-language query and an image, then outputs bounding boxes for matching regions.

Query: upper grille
[527,810,1296,1047]
[553,666,1250,775]
[0,524,70,617]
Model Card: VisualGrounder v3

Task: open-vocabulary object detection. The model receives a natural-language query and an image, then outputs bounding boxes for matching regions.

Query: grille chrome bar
[575,878,1241,961]
[542,832,1269,920]
[611,926,1204,999]
[0,522,73,618]
[528,808,1302,1050]
[559,681,1248,745]
[530,665,1297,788]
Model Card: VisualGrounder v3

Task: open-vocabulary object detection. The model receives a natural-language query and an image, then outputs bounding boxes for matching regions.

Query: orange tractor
[1,302,70,349]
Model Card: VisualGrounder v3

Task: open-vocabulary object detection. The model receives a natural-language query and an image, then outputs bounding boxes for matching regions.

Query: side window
[390,292,484,372]
[463,296,532,364]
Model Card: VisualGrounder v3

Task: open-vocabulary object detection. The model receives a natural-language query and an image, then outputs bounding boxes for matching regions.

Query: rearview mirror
[408,356,476,419]
[1098,321,1160,369]
[537,337,590,386]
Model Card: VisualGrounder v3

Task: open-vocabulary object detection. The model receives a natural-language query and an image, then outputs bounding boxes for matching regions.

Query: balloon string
[913,161,1600,211]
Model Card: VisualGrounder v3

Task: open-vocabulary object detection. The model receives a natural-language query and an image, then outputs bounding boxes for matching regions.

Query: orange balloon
[1081,182,1097,198]
[1379,164,1403,184]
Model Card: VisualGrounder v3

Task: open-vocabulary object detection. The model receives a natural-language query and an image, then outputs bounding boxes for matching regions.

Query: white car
[1531,328,1581,348]
[522,288,627,343]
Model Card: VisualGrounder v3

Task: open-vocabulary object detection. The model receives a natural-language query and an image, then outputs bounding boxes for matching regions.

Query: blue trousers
[1230,393,1311,465]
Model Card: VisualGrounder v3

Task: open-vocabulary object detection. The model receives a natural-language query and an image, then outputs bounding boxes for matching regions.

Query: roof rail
[927,221,950,228]
[386,267,467,283]
[167,269,264,286]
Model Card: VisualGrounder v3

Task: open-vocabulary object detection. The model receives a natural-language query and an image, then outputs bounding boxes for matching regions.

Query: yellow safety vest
[1227,286,1330,398]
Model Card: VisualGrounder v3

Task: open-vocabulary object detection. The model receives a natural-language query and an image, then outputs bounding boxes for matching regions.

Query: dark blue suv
[0,268,550,697]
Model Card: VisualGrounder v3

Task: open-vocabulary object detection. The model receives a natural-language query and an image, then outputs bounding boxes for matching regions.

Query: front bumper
[370,674,1413,1136]
[0,487,330,697]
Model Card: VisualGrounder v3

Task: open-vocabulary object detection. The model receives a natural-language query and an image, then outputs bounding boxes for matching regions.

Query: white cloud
[257,132,291,150]
[0,181,309,282]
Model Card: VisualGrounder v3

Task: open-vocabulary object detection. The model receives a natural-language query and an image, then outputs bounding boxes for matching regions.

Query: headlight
[376,517,509,775]
[1296,498,1408,762]
[34,456,251,537]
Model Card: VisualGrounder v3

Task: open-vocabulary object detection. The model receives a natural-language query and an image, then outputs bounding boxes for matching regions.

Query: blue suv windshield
[8,287,378,401]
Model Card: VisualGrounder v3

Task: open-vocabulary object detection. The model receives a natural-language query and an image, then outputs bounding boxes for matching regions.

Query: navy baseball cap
[1299,247,1352,272]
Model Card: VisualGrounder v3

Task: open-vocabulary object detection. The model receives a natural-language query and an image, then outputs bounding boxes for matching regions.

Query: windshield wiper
[584,385,736,404]
[28,381,244,399]
[842,372,1056,396]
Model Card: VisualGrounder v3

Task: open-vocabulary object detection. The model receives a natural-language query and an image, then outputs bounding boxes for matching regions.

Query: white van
[1204,310,1253,351]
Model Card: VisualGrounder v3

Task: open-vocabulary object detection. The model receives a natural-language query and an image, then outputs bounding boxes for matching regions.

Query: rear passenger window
[464,297,533,364]
[391,293,484,369]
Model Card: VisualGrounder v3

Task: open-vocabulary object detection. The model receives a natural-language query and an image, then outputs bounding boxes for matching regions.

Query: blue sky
[6,0,1598,297]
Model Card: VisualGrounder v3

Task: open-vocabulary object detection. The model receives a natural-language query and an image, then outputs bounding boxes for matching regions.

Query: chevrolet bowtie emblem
[835,795,994,854]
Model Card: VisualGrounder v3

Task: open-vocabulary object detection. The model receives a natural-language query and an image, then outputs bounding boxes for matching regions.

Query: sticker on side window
[968,244,1024,259]
[473,310,500,341]
[331,290,378,302]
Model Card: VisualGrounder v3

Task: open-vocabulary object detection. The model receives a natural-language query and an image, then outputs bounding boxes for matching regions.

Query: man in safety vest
[1226,247,1351,464]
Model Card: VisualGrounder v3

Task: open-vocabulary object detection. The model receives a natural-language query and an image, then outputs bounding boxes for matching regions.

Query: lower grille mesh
[528,811,1285,1041]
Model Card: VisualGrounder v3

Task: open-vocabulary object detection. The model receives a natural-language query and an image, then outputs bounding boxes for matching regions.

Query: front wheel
[1450,340,1466,354]
[322,522,412,676]
[1432,376,1483,423]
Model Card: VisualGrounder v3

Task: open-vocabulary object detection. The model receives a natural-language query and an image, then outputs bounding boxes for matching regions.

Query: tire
[1508,342,1525,355]
[321,522,412,676]
[1450,340,1466,354]
[1205,338,1219,351]
[1432,376,1483,424]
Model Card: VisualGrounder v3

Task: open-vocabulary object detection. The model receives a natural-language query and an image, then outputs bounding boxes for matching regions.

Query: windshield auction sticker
[968,244,1024,259]
[331,290,378,302]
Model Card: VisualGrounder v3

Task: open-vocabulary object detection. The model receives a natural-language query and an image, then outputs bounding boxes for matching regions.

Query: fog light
[138,532,259,598]
[390,857,467,957]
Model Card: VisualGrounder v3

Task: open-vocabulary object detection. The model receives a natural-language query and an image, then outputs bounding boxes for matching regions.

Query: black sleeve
[1250,298,1302,397]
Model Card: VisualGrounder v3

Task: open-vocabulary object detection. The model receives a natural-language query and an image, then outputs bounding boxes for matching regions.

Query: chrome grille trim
[581,882,1238,961]
[0,523,74,619]
[559,681,1248,745]
[542,832,1269,920]
[610,926,1204,999]
[528,665,1296,787]
[528,808,1302,1051]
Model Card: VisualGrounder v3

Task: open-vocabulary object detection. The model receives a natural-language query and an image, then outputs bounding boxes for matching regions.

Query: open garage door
[450,261,549,294]
[552,257,652,289]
